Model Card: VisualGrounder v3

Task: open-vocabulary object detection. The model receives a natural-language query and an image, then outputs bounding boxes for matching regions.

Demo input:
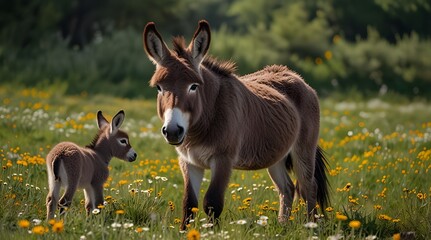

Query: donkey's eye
[189,84,199,92]
[119,139,128,145]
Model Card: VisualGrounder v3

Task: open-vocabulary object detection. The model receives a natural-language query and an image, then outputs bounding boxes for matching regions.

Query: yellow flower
[52,221,64,233]
[32,226,46,235]
[187,229,200,240]
[335,213,348,221]
[348,220,361,229]
[393,233,401,240]
[115,209,125,215]
[325,207,334,212]
[18,219,30,228]
[191,207,199,213]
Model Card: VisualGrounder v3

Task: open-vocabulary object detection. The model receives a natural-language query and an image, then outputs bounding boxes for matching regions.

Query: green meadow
[0,85,430,239]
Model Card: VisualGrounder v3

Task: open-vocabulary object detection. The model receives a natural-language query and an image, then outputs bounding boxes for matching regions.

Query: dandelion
[115,209,125,215]
[187,229,200,240]
[32,226,46,235]
[325,207,334,212]
[335,213,348,221]
[18,219,30,228]
[348,220,361,229]
[393,233,401,240]
[191,207,199,214]
[52,221,64,233]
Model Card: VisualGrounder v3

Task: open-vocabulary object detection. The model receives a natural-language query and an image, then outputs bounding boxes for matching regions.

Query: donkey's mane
[86,129,103,149]
[172,37,237,77]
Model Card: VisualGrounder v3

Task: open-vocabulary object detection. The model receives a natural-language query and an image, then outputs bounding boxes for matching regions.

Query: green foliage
[0,0,430,98]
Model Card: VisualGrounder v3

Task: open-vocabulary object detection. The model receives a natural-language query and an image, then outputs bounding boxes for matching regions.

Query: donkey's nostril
[133,153,137,158]
[177,125,184,137]
[162,126,168,137]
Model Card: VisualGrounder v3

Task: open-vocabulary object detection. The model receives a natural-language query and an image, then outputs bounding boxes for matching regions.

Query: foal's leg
[267,157,295,222]
[83,187,95,215]
[203,157,232,224]
[58,184,78,215]
[179,159,204,230]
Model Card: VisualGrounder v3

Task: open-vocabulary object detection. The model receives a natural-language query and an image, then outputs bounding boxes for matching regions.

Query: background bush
[1,0,430,98]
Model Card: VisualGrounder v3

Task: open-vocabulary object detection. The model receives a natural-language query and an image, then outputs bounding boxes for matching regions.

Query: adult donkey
[143,20,329,229]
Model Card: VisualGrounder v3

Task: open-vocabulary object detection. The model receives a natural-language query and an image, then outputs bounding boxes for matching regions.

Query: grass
[0,85,430,239]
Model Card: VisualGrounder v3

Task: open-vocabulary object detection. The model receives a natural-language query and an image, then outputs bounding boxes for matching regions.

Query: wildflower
[348,220,361,229]
[393,233,401,240]
[417,192,426,200]
[335,213,348,221]
[32,219,42,225]
[187,229,200,240]
[378,214,393,221]
[202,223,213,228]
[256,215,268,226]
[325,207,334,212]
[135,227,143,233]
[32,226,46,235]
[374,204,382,210]
[174,218,182,224]
[18,219,30,228]
[327,234,344,240]
[92,209,101,215]
[123,223,134,228]
[304,222,318,229]
[191,207,199,213]
[365,236,377,240]
[115,209,125,215]
[52,221,64,233]
[111,222,122,228]
[236,219,247,225]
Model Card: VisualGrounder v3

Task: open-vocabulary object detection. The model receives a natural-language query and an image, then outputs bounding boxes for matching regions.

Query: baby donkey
[46,110,137,219]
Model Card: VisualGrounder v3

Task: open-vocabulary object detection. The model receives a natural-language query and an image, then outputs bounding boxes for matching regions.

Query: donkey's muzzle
[161,125,185,145]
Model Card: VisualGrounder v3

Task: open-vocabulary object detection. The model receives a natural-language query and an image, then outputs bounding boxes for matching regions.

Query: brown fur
[143,20,329,230]
[46,110,137,219]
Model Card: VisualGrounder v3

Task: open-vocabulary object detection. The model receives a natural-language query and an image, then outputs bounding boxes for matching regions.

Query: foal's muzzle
[161,124,185,145]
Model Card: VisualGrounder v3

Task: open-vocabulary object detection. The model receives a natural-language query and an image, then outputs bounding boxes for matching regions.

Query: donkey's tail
[315,146,330,211]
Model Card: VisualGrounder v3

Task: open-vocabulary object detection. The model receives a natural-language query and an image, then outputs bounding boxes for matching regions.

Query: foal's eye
[189,84,199,92]
[119,139,128,145]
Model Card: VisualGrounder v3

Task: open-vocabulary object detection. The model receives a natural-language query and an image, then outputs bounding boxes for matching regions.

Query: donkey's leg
[179,159,204,230]
[203,157,232,224]
[267,156,295,222]
[291,146,318,219]
[46,181,61,219]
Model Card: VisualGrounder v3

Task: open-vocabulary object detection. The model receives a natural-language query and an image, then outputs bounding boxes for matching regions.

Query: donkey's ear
[110,110,125,135]
[97,111,109,129]
[143,22,170,64]
[189,20,211,65]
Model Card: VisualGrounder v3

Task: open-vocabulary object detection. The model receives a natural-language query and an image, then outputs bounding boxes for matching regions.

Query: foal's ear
[97,111,109,129]
[143,22,170,64]
[110,110,125,135]
[189,20,211,65]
